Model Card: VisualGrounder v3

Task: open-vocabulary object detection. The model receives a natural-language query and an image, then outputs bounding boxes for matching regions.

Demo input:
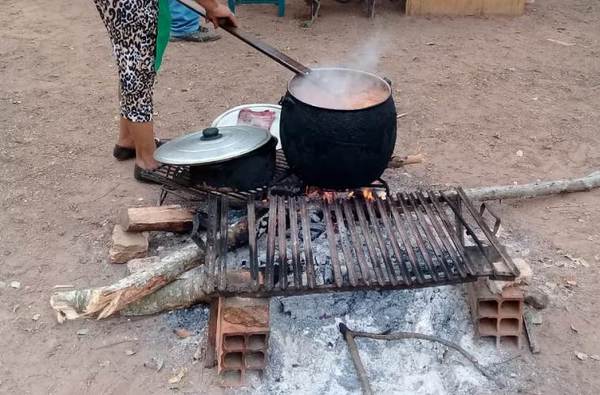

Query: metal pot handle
[383,77,392,87]
[280,95,296,107]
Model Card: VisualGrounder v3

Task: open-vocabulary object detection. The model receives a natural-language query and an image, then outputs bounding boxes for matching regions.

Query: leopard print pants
[94,0,158,122]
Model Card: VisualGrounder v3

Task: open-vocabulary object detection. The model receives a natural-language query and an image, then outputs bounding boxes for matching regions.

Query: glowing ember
[361,188,375,201]
[302,186,386,202]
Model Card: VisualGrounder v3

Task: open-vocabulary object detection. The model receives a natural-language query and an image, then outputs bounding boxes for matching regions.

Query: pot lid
[154,125,271,166]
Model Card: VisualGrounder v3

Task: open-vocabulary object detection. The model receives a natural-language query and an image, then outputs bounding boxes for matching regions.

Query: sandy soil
[1,0,600,393]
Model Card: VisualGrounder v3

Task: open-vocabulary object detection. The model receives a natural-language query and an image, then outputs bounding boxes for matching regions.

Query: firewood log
[121,205,194,232]
[459,170,600,201]
[50,243,203,322]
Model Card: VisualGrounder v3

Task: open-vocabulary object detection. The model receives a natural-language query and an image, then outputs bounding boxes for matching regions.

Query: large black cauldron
[280,68,397,189]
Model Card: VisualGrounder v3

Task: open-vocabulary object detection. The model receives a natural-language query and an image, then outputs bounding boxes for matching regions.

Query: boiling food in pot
[290,68,390,110]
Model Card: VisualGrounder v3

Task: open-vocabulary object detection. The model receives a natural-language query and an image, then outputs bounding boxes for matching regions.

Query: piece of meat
[237,108,276,130]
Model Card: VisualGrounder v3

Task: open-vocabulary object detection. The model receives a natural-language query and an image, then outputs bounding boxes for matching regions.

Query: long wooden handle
[176,0,311,75]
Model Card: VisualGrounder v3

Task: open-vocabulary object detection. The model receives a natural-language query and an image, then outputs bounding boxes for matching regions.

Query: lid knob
[201,127,221,140]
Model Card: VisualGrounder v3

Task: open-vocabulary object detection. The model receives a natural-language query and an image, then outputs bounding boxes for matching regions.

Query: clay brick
[220,370,243,387]
[223,335,245,352]
[467,279,523,349]
[222,352,243,370]
[247,334,268,351]
[245,351,266,370]
[214,297,270,386]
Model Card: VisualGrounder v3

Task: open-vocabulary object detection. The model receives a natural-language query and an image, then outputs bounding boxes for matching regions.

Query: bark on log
[121,266,210,316]
[121,205,194,232]
[458,170,600,201]
[121,271,254,316]
[50,243,203,322]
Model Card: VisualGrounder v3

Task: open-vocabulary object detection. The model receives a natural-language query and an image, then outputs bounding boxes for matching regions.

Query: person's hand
[204,3,238,29]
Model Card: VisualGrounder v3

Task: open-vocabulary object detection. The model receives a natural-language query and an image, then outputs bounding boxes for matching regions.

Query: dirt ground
[1,0,600,393]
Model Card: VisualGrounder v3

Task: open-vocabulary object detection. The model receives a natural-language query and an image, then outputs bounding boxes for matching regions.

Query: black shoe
[134,164,161,184]
[113,138,170,161]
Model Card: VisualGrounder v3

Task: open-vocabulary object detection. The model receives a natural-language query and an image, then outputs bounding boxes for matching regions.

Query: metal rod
[376,198,411,286]
[421,191,468,278]
[299,197,316,288]
[455,188,520,276]
[388,198,425,284]
[247,197,259,289]
[365,199,398,286]
[334,200,358,287]
[353,199,386,286]
[277,195,288,290]
[342,200,371,285]
[177,0,311,75]
[265,196,278,291]
[440,191,490,276]
[205,193,218,293]
[218,196,229,291]
[429,191,477,277]
[397,193,439,282]
[289,197,302,288]
[322,200,343,287]
[407,193,453,281]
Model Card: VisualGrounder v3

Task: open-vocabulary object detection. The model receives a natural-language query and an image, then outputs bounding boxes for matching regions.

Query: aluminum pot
[280,67,397,189]
[189,133,278,191]
[155,126,277,191]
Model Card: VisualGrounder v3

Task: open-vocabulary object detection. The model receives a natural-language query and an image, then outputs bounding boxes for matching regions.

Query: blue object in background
[168,0,200,37]
[228,0,285,17]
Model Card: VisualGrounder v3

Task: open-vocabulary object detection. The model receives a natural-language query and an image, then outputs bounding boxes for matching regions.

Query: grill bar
[388,198,425,284]
[397,193,439,282]
[376,198,411,286]
[265,197,277,291]
[322,201,344,287]
[247,197,259,289]
[416,192,466,278]
[455,187,520,278]
[217,196,229,291]
[205,194,218,293]
[277,195,288,290]
[342,199,372,285]
[332,201,356,286]
[299,197,317,288]
[407,192,454,281]
[201,189,518,297]
[289,197,302,288]
[354,199,387,286]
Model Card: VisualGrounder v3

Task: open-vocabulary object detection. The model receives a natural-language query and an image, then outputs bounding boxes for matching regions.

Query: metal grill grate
[149,150,390,205]
[201,188,520,297]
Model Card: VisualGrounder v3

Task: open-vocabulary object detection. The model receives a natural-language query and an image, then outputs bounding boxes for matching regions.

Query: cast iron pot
[188,128,278,191]
[280,68,397,189]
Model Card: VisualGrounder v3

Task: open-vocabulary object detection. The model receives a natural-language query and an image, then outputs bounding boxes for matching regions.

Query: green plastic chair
[228,0,285,17]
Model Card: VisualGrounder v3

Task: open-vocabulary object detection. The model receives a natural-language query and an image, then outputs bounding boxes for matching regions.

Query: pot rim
[286,67,393,111]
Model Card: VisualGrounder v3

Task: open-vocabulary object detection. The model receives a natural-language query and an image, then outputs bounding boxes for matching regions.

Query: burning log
[50,243,203,322]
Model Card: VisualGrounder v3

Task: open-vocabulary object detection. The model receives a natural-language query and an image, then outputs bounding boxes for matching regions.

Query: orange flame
[322,192,335,204]
[362,188,375,202]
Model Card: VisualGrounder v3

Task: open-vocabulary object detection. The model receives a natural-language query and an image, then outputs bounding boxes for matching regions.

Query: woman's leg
[129,120,159,169]
[117,116,135,148]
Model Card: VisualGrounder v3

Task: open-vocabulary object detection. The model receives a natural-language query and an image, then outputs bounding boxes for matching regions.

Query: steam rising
[290,32,391,110]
